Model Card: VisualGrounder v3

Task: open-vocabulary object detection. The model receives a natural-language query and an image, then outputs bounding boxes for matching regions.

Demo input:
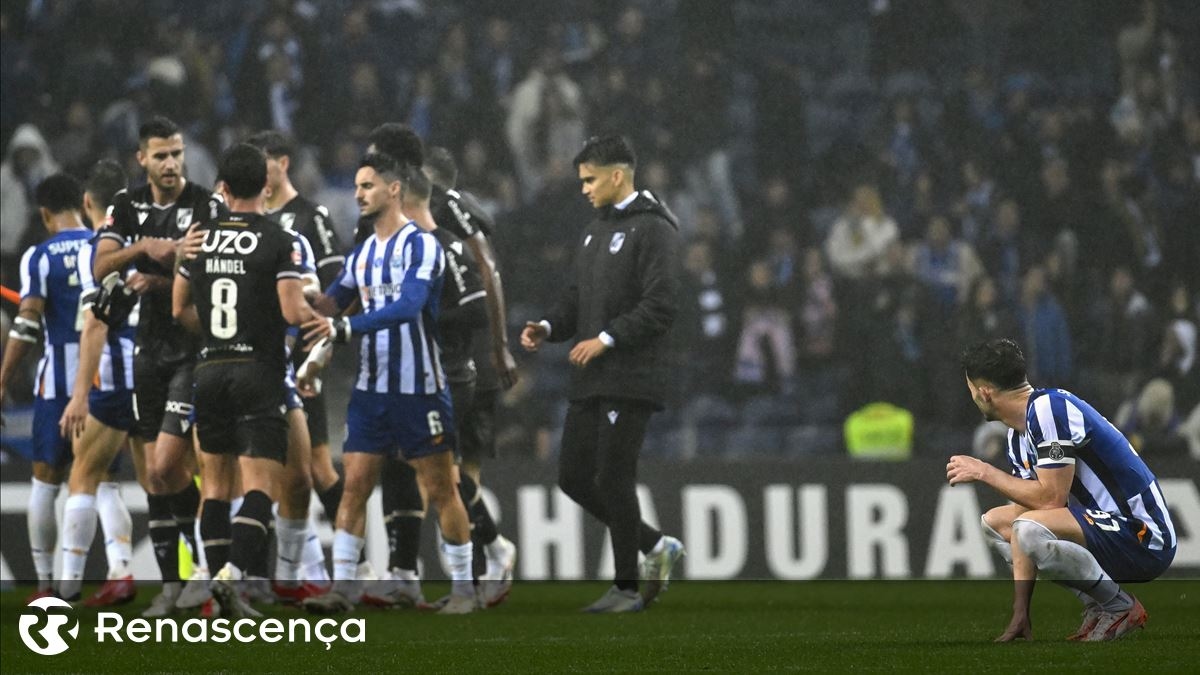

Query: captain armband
[9,316,43,343]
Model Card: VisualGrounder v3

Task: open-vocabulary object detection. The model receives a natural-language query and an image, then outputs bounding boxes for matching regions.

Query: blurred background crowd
[2,0,1198,463]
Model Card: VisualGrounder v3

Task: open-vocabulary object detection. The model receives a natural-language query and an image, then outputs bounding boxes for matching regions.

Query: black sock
[248,517,274,578]
[169,481,202,565]
[230,490,273,576]
[200,499,232,575]
[147,494,181,583]
[317,477,343,523]
[457,474,492,578]
[383,460,423,574]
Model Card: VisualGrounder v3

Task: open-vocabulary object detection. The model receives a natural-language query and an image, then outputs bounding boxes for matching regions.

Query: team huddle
[1,117,535,617]
[0,115,1177,635]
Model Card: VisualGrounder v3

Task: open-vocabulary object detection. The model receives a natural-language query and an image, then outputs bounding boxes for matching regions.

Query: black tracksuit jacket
[543,190,681,409]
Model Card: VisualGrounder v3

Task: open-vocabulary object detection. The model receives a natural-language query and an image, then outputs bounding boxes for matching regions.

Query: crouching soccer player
[172,144,331,618]
[949,338,1176,642]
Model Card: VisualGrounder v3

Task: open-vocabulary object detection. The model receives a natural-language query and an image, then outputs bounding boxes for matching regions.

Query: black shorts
[304,388,329,447]
[460,387,498,463]
[132,347,195,442]
[193,359,288,463]
[449,380,475,461]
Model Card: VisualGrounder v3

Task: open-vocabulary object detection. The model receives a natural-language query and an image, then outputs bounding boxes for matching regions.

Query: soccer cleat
[362,576,425,609]
[24,587,57,604]
[355,561,379,582]
[84,575,137,607]
[582,586,643,614]
[303,590,356,615]
[481,535,517,608]
[200,598,220,618]
[436,591,477,615]
[639,536,685,605]
[241,577,276,605]
[1084,596,1148,642]
[210,565,262,620]
[175,568,212,609]
[1066,603,1104,641]
[142,585,182,618]
[273,581,329,605]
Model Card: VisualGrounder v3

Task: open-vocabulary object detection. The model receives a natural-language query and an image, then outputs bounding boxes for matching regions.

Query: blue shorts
[89,389,135,432]
[29,397,71,466]
[344,389,455,460]
[1069,505,1176,583]
[283,363,303,412]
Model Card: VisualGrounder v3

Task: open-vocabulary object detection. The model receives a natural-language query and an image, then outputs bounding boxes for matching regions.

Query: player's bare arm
[93,235,178,280]
[59,308,108,438]
[0,297,46,412]
[465,232,518,388]
[947,454,1073,511]
[171,272,200,334]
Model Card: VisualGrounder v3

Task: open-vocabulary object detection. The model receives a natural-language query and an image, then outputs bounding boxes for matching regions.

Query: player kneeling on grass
[948,338,1176,642]
[172,143,332,619]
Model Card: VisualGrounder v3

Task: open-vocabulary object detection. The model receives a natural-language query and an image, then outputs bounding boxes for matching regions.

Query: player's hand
[176,223,207,265]
[569,337,608,368]
[946,454,989,486]
[126,272,153,295]
[140,237,178,265]
[59,394,89,438]
[296,371,321,398]
[520,321,548,352]
[494,348,520,389]
[304,317,349,344]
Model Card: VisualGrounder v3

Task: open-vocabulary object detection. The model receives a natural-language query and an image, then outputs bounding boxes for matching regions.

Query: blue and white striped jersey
[19,227,92,400]
[78,240,137,392]
[337,223,446,395]
[1023,388,1176,552]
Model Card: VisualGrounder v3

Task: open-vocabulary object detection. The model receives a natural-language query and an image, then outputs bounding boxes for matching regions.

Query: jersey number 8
[210,278,238,339]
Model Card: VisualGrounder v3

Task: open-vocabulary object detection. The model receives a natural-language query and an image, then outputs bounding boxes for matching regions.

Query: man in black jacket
[521,135,685,613]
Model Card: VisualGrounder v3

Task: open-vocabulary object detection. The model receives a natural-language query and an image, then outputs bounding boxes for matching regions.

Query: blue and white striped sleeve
[1028,393,1085,468]
[19,246,46,299]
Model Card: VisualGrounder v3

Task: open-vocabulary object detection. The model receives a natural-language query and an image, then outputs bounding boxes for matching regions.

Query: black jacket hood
[604,190,680,230]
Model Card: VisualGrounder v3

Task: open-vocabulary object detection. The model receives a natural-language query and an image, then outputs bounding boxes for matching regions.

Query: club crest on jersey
[1049,442,1065,461]
[584,234,592,247]
[609,232,625,254]
[137,210,149,225]
[176,208,194,231]
[280,213,297,232]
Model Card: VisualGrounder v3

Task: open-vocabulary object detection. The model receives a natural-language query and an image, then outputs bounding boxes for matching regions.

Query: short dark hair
[573,134,637,170]
[402,163,432,202]
[424,146,457,189]
[367,123,423,169]
[359,152,403,184]
[961,338,1028,390]
[36,173,84,213]
[138,116,180,146]
[244,130,295,159]
[84,159,128,210]
[218,143,267,199]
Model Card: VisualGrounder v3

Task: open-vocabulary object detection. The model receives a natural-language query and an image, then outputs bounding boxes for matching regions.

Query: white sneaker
[242,576,276,605]
[436,591,476,615]
[175,568,212,609]
[142,584,182,618]
[362,571,425,609]
[639,536,685,605]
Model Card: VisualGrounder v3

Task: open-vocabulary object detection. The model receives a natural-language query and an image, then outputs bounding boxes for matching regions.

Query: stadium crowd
[2,0,1198,461]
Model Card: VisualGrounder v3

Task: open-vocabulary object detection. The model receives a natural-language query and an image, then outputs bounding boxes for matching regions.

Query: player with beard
[93,116,222,617]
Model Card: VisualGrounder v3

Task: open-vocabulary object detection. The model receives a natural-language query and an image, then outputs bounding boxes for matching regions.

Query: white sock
[442,541,473,582]
[300,521,330,582]
[275,517,308,582]
[29,478,60,588]
[96,482,133,577]
[980,516,1014,566]
[1013,519,1132,612]
[60,493,97,598]
[332,530,364,582]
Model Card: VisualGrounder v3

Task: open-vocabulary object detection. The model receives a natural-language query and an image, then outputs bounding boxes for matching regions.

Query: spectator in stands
[677,239,732,399]
[1157,282,1198,411]
[977,198,1029,310]
[824,183,899,281]
[1115,378,1189,458]
[733,258,796,396]
[953,157,996,245]
[911,214,983,319]
[506,47,584,201]
[1,124,58,287]
[1018,264,1073,385]
[797,248,837,364]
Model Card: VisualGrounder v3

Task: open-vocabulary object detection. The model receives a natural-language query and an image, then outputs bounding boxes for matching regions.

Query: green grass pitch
[2,581,1198,673]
